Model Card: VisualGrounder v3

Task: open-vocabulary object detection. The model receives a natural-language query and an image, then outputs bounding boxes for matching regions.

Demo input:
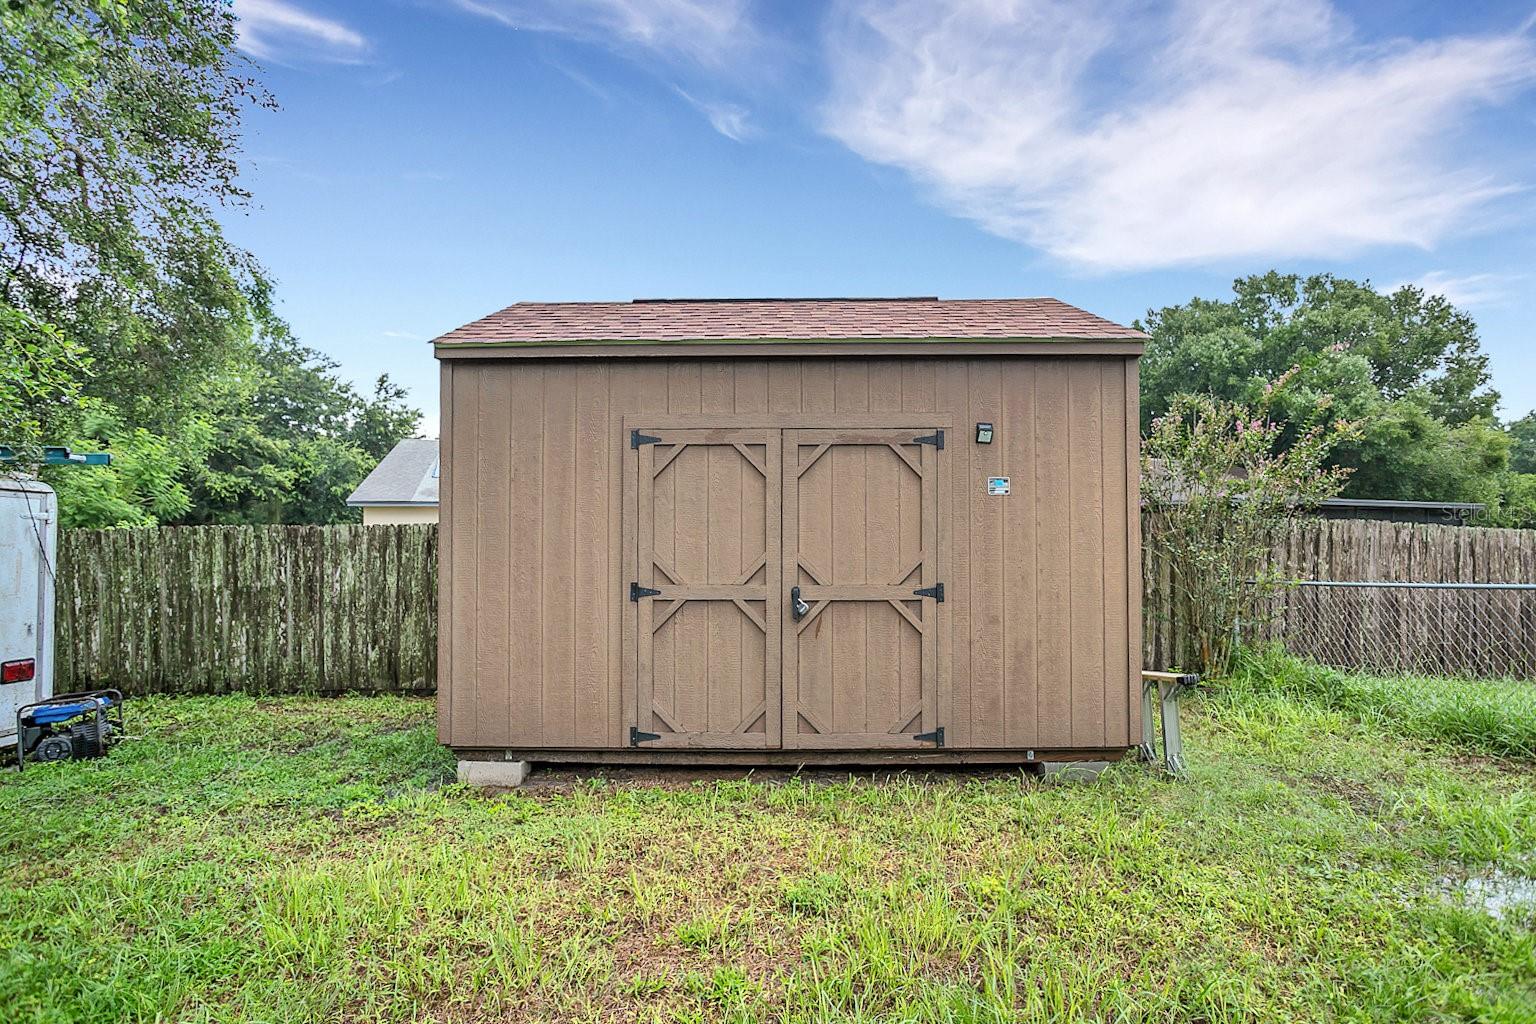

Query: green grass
[2,660,1535,1023]
[1224,645,1536,758]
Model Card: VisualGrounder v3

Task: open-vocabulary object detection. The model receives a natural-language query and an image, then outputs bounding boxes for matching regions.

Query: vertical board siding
[1001,363,1038,749]
[967,360,1006,747]
[448,358,478,739]
[574,365,611,745]
[1068,359,1107,746]
[1102,360,1132,745]
[507,364,545,745]
[935,360,972,745]
[55,524,437,694]
[541,366,578,746]
[1031,360,1074,748]
[436,367,454,728]
[439,354,1142,750]
[474,365,512,749]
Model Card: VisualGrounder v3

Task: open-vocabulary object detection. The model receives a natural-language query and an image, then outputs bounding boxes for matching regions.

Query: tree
[1507,413,1536,475]
[2,0,280,525]
[1492,473,1536,529]
[179,341,420,526]
[1138,272,1502,503]
[1143,389,1354,677]
[0,306,89,464]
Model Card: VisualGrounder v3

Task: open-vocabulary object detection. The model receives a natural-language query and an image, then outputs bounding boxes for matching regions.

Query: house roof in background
[346,438,438,506]
[433,297,1149,346]
[1317,498,1484,512]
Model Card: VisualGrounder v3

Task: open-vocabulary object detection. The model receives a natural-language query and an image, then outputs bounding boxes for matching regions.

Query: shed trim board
[438,350,1141,761]
[436,339,1143,360]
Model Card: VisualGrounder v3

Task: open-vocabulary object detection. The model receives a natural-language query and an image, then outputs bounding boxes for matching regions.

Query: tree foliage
[182,342,420,526]
[2,1,418,525]
[1139,272,1506,505]
[1507,413,1536,476]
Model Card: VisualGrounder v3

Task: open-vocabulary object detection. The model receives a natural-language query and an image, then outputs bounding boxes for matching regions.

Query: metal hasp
[913,582,944,602]
[630,429,662,448]
[629,582,661,601]
[913,726,945,747]
[629,726,660,745]
[912,430,944,449]
[790,585,811,621]
[1140,670,1197,776]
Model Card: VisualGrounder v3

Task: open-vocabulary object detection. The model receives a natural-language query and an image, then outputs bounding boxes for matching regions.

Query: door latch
[791,585,811,621]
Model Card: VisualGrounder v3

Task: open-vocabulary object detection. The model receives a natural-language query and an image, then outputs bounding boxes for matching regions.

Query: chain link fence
[1248,581,1536,680]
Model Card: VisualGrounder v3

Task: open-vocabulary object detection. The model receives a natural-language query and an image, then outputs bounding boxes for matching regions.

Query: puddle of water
[1440,869,1536,920]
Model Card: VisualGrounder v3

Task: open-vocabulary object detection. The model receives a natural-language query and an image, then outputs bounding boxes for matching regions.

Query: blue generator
[15,690,124,768]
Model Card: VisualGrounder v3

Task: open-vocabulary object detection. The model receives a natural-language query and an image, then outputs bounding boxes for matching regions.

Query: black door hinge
[630,726,661,745]
[913,429,944,449]
[631,428,662,448]
[913,582,944,602]
[914,726,945,747]
[630,582,661,601]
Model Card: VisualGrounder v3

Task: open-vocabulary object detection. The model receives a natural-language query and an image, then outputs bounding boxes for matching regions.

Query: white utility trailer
[1,477,56,750]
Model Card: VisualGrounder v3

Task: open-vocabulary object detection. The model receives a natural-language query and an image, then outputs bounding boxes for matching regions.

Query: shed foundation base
[453,747,1129,768]
[457,759,531,789]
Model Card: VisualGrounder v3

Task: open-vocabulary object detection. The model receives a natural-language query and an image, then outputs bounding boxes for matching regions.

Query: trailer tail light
[1,659,35,683]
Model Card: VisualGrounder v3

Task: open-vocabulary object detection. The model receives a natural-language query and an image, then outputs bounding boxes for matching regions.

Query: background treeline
[1139,271,1536,527]
[3,3,1532,530]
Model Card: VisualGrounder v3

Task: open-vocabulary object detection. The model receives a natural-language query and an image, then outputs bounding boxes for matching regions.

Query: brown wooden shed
[435,297,1145,765]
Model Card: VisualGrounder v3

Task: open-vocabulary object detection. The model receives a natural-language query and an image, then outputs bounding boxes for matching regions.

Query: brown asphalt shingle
[433,297,1147,344]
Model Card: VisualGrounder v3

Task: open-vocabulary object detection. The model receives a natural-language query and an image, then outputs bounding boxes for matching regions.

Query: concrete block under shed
[457,759,531,789]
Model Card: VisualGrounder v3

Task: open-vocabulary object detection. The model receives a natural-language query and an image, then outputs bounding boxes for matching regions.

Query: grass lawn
[3,652,1535,1023]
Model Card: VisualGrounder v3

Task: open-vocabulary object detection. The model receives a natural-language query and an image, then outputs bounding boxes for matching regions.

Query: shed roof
[433,297,1147,349]
[346,438,438,507]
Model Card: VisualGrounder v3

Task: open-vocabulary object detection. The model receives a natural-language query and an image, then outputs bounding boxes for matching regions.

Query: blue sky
[225,0,1536,434]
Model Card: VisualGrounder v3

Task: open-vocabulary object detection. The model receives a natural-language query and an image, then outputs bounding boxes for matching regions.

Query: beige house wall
[362,505,439,527]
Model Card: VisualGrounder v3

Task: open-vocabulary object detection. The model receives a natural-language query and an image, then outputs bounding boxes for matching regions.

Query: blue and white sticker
[987,476,1010,495]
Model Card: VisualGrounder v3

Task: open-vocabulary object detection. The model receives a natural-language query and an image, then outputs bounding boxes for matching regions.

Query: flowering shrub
[1143,389,1355,677]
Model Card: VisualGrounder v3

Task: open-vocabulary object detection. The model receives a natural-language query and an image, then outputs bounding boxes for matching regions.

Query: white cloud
[234,0,369,64]
[1384,271,1523,308]
[822,0,1536,271]
[448,0,754,67]
[675,88,752,140]
[382,330,423,339]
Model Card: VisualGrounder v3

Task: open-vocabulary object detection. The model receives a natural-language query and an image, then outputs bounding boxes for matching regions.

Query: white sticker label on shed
[987,476,1010,496]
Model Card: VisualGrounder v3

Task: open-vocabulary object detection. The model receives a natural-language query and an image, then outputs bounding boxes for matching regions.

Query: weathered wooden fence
[1143,518,1536,676]
[51,518,1535,695]
[55,525,437,694]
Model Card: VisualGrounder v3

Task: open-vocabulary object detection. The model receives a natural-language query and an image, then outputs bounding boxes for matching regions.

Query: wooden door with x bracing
[782,428,943,749]
[633,428,782,748]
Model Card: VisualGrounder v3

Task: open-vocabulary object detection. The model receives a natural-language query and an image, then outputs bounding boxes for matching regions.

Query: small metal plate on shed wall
[987,476,1010,496]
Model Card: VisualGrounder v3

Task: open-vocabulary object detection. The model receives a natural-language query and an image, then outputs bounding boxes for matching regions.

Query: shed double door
[632,424,943,751]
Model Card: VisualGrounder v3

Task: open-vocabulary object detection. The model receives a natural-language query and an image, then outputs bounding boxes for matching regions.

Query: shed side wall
[439,355,1140,751]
